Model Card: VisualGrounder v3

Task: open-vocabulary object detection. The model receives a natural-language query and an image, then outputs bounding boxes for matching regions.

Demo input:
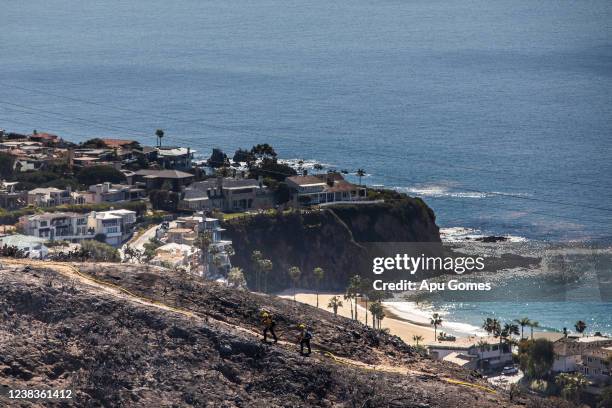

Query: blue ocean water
[1,0,610,332]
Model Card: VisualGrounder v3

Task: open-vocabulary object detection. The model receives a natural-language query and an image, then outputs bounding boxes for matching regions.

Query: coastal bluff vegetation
[224,193,441,292]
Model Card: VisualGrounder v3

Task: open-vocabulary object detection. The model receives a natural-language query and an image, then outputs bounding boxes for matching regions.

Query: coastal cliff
[223,197,441,292]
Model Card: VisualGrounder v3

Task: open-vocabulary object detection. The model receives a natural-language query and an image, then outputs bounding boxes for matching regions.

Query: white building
[88,209,137,246]
[0,234,49,259]
[20,209,136,247]
[20,212,93,242]
[578,345,612,385]
[151,243,198,269]
[552,335,612,373]
[427,336,513,371]
[27,187,88,207]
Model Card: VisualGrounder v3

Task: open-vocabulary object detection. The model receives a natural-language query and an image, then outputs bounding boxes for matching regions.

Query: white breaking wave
[440,226,528,243]
[396,184,532,200]
[399,185,488,199]
[383,301,484,336]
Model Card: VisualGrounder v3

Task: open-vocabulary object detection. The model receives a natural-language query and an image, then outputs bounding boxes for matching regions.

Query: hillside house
[427,336,512,371]
[286,173,366,206]
[127,169,195,191]
[179,177,273,212]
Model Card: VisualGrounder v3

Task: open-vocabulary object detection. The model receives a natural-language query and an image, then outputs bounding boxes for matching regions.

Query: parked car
[502,366,519,375]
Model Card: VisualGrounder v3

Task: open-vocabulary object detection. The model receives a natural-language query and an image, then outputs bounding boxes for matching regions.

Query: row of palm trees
[321,274,386,331]
[514,317,589,339]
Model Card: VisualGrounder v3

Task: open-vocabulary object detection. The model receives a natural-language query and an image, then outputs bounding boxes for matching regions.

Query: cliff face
[223,199,440,292]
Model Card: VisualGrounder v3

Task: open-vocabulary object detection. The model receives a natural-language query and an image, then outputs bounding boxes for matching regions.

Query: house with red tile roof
[285,173,366,206]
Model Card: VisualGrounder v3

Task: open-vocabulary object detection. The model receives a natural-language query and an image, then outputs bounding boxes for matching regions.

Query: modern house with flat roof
[0,234,49,259]
[155,146,195,170]
[427,336,512,371]
[0,181,26,210]
[87,209,137,246]
[578,345,611,386]
[88,182,147,204]
[20,212,93,243]
[27,187,88,207]
[179,177,273,212]
[20,209,136,246]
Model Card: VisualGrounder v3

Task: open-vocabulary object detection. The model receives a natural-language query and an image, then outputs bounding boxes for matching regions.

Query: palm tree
[260,259,273,293]
[412,335,424,347]
[356,168,366,185]
[504,323,520,338]
[369,302,384,329]
[348,275,361,321]
[327,296,343,316]
[344,293,354,320]
[360,278,372,327]
[288,266,301,302]
[482,318,501,337]
[515,317,531,339]
[529,320,539,340]
[502,323,520,356]
[575,320,587,337]
[430,313,443,341]
[251,250,263,291]
[313,267,324,308]
[377,308,385,329]
[155,128,164,147]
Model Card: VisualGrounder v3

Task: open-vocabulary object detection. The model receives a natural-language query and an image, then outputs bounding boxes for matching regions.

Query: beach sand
[278,290,438,345]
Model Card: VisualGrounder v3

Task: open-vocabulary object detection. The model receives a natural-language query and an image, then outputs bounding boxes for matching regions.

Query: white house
[552,335,612,373]
[88,209,137,246]
[27,187,88,207]
[152,243,198,269]
[427,336,513,371]
[20,209,136,247]
[20,212,93,243]
[0,234,49,259]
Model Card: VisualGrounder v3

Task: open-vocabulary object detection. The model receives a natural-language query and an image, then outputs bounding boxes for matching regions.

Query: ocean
[1,0,610,333]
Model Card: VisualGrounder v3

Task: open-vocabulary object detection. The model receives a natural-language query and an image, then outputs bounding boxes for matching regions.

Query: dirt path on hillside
[2,258,490,388]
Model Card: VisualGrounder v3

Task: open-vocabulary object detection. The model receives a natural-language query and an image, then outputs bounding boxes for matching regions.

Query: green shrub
[80,240,120,262]
[76,165,125,186]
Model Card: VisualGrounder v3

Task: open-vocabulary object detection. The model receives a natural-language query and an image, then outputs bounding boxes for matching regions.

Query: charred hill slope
[0,260,569,408]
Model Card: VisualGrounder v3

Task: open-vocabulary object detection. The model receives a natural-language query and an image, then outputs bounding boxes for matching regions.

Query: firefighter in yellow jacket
[260,311,278,343]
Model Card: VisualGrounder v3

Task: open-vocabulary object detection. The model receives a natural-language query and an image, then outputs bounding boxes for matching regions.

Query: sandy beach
[278,290,438,345]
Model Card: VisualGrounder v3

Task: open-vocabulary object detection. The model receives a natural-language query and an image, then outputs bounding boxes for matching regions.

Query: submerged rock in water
[475,236,508,243]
